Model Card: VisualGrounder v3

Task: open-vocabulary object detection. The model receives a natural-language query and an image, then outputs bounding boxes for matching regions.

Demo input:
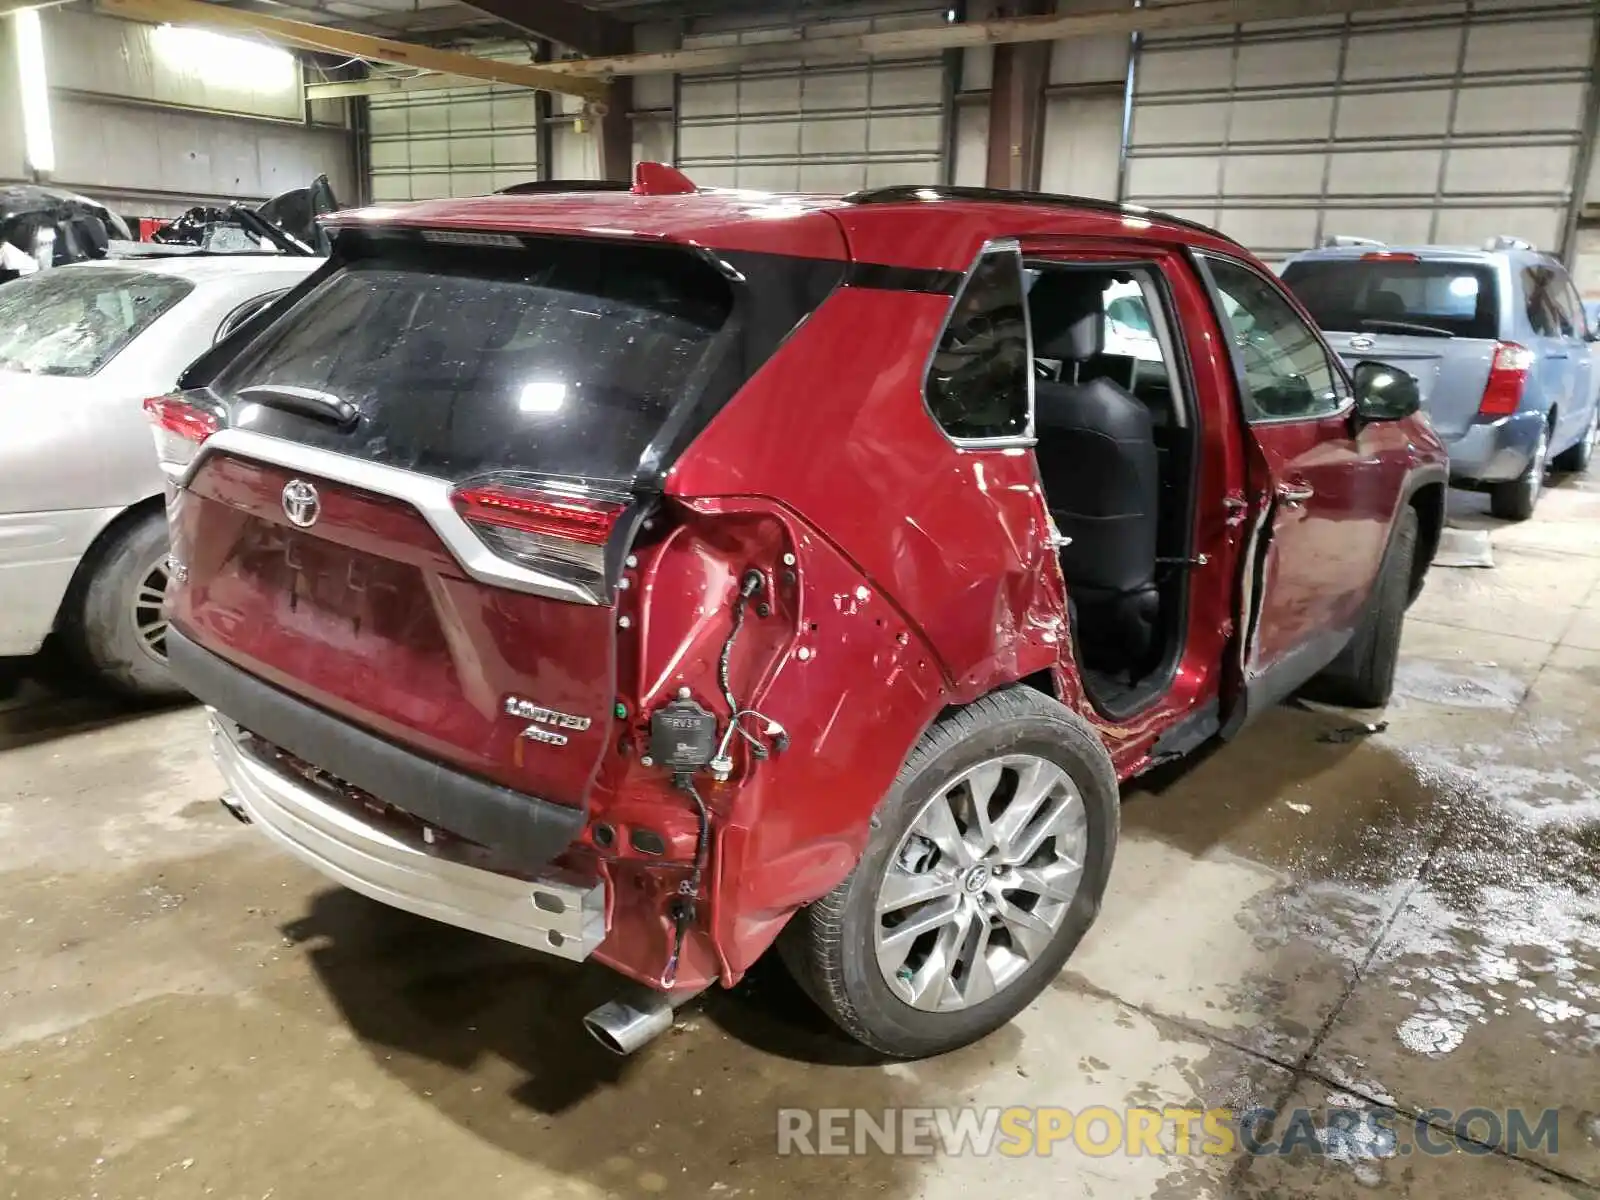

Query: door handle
[1276,480,1315,505]
[1549,353,1568,360]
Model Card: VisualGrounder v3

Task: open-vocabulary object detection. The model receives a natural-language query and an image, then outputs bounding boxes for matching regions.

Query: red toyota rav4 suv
[150,164,1445,1060]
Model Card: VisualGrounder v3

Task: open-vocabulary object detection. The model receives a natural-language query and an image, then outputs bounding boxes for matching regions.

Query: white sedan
[0,253,322,696]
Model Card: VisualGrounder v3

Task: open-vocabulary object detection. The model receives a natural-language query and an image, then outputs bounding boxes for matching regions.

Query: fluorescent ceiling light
[151,25,297,92]
[13,9,53,175]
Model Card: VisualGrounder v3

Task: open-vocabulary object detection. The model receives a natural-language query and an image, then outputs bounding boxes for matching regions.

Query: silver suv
[1281,237,1599,519]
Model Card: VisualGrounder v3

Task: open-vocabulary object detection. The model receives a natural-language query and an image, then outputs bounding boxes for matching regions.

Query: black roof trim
[495,180,632,196]
[842,185,1236,245]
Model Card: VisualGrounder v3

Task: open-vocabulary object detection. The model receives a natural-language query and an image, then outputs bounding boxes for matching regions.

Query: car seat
[1029,273,1161,673]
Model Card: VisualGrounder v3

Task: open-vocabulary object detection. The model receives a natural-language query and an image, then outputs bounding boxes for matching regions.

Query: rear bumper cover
[1441,411,1545,484]
[167,626,587,869]
[0,505,119,657]
[209,712,605,959]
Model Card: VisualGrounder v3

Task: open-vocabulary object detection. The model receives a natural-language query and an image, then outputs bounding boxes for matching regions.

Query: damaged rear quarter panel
[662,286,1074,978]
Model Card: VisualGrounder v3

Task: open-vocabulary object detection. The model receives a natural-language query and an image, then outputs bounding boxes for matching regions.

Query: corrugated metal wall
[20,9,356,216]
[1125,0,1599,260]
[676,7,947,192]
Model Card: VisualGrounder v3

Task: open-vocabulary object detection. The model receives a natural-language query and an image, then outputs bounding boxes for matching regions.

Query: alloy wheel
[1526,425,1549,507]
[131,557,171,664]
[873,754,1088,1013]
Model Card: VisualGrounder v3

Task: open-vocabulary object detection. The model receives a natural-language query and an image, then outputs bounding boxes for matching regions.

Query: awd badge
[504,696,591,748]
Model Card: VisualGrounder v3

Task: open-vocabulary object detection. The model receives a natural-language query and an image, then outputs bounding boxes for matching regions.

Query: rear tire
[1489,420,1549,521]
[1311,507,1417,709]
[779,686,1119,1059]
[1552,407,1597,474]
[66,510,184,701]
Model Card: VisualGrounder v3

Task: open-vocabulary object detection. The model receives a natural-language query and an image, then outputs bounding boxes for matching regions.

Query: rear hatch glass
[1281,258,1499,340]
[174,236,735,811]
[211,235,735,484]
[0,266,192,377]
[1281,258,1500,436]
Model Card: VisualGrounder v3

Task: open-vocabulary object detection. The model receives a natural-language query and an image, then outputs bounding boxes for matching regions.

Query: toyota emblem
[281,479,321,528]
[1349,335,1376,352]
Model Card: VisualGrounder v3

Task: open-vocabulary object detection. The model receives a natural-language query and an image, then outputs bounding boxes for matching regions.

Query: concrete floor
[2,478,1599,1200]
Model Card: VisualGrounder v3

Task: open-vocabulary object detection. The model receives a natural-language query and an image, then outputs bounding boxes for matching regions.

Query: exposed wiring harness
[717,569,762,717]
[664,774,711,985]
[710,569,790,773]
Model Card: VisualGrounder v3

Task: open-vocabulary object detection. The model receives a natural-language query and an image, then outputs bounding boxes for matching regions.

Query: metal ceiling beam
[454,0,627,55]
[95,0,609,101]
[0,0,72,15]
[306,0,1461,96]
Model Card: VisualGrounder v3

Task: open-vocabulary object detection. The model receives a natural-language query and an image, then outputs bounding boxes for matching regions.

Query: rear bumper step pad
[209,712,604,960]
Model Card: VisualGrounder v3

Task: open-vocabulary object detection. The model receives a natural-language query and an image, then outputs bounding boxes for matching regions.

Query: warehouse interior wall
[21,9,356,216]
[674,3,947,192]
[0,23,25,183]
[1127,2,1598,261]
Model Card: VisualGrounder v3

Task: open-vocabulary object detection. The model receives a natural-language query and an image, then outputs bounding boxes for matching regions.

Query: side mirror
[1352,360,1421,421]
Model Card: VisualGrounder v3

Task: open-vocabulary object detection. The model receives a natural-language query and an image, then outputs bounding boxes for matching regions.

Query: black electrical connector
[648,696,718,771]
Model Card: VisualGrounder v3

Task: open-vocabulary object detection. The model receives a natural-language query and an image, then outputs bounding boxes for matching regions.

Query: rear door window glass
[216,290,287,343]
[1521,266,1565,337]
[213,237,734,485]
[925,247,1031,441]
[1281,258,1499,339]
[1542,267,1580,338]
[0,267,192,377]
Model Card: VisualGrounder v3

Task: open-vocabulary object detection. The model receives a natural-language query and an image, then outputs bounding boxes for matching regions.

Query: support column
[598,27,634,182]
[985,0,1053,191]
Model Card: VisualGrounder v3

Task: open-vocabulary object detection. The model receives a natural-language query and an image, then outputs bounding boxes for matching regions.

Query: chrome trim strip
[185,429,601,606]
[209,712,606,961]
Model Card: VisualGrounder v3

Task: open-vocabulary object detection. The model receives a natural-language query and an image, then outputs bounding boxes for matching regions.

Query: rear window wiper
[236,384,358,429]
[1356,318,1455,339]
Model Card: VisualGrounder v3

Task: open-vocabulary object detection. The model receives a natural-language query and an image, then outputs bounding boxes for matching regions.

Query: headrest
[1030,271,1107,362]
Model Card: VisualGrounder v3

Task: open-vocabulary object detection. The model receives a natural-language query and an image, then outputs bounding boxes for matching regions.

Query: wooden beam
[307,0,1460,95]
[455,0,626,56]
[549,0,1460,77]
[0,0,72,15]
[94,0,609,102]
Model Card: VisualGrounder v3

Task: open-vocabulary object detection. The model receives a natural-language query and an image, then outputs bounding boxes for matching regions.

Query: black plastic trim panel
[843,262,964,294]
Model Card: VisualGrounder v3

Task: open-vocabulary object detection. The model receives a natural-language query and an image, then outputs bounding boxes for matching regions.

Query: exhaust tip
[583,996,675,1056]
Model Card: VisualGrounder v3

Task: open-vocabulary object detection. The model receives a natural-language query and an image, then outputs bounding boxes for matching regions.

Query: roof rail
[1483,234,1535,251]
[1320,235,1385,248]
[495,180,632,196]
[842,184,1236,244]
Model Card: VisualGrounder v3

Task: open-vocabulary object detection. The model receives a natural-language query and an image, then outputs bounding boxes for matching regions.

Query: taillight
[450,479,627,603]
[1478,342,1534,417]
[143,393,222,479]
[1360,252,1420,262]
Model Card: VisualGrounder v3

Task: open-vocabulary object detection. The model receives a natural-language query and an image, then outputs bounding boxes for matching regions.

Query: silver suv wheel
[873,753,1088,1012]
